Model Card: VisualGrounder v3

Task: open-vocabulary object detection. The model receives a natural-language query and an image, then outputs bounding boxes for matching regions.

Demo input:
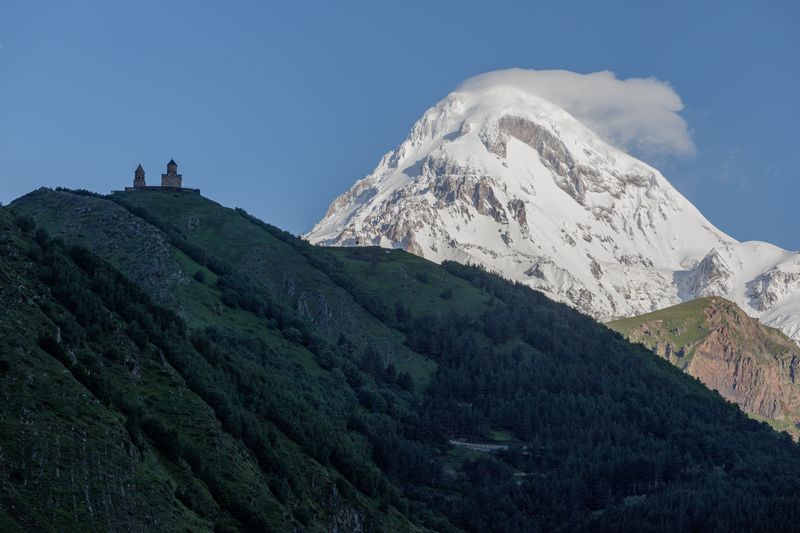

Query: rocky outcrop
[688,301,800,421]
[471,180,507,223]
[612,298,800,433]
[686,249,735,298]
[484,115,605,205]
[748,266,800,312]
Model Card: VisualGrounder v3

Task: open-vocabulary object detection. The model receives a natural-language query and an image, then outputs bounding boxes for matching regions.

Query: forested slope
[5,188,800,531]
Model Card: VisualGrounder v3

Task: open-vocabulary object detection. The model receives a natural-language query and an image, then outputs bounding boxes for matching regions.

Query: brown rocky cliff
[613,297,800,434]
[687,300,800,423]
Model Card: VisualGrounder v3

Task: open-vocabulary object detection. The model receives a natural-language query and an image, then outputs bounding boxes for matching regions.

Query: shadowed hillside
[5,187,800,531]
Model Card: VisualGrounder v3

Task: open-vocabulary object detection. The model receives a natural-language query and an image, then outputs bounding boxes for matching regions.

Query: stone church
[161,159,182,187]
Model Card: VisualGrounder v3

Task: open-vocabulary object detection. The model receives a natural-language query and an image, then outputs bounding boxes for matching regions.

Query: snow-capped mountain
[306,73,800,343]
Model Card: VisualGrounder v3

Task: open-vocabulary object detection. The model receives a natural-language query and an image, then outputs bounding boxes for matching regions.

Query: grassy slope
[608,296,800,371]
[114,191,450,387]
[328,247,491,317]
[609,297,713,368]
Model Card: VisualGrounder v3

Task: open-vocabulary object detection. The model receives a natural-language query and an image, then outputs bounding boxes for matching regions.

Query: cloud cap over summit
[459,68,695,156]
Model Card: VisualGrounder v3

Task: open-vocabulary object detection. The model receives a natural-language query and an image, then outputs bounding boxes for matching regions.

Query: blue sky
[1,1,797,249]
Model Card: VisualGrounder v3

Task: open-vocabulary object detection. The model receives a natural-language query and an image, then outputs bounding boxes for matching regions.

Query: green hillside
[609,298,714,369]
[5,187,800,531]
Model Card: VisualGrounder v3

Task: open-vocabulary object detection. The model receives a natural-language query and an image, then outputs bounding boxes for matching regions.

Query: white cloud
[459,68,696,156]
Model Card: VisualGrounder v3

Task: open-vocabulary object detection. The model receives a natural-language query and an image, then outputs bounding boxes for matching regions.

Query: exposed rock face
[685,249,735,297]
[507,199,527,230]
[748,266,800,312]
[483,115,603,205]
[471,179,507,223]
[611,298,800,433]
[687,301,800,421]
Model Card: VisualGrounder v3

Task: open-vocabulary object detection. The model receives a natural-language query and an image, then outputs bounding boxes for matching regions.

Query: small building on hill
[124,160,199,193]
[161,159,182,187]
[133,164,146,187]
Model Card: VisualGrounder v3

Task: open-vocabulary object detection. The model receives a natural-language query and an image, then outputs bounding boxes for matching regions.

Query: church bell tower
[133,164,146,187]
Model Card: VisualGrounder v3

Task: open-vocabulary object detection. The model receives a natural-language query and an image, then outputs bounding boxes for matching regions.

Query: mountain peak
[307,77,730,318]
[307,74,800,344]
